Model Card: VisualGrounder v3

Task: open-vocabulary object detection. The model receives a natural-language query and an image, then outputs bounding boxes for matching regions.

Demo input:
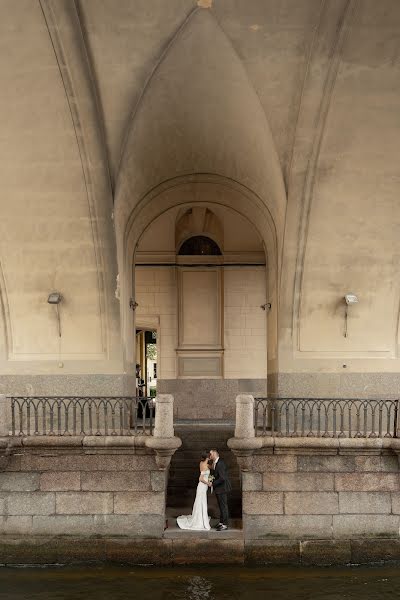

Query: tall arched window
[178,235,222,256]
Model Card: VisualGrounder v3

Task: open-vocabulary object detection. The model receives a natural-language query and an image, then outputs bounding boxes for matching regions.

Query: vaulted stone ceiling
[0,0,399,393]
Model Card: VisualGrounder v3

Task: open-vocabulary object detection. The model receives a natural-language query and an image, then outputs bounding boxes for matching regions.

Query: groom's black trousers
[216,492,229,525]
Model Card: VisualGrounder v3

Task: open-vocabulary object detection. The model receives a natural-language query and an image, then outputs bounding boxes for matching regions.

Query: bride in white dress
[177,452,211,531]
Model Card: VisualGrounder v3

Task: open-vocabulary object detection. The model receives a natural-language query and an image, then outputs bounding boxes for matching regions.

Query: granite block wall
[242,447,400,543]
[0,442,167,538]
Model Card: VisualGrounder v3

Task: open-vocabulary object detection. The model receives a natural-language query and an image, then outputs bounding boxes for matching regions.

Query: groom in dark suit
[209,448,232,531]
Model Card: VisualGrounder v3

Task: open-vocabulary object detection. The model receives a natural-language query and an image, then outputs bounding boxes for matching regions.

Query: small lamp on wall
[344,293,358,338]
[47,292,62,337]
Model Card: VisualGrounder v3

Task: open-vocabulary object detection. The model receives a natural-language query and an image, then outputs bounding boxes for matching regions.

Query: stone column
[0,395,11,437]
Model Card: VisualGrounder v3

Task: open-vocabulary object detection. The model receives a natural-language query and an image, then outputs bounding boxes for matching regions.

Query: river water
[0,565,399,600]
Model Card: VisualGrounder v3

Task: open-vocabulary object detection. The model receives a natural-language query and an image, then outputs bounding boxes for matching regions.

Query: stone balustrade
[228,394,400,565]
[0,394,181,545]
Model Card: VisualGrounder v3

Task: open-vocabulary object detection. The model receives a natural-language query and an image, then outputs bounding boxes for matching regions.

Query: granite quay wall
[0,436,173,539]
[228,394,400,565]
[0,394,181,543]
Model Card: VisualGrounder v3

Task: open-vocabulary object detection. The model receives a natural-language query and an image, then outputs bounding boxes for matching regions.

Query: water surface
[0,565,399,599]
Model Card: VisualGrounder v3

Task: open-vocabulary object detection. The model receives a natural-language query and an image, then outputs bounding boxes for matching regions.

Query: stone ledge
[1,535,400,566]
[229,435,400,456]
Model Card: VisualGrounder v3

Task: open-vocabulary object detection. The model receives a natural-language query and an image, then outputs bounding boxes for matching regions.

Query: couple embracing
[177,448,231,531]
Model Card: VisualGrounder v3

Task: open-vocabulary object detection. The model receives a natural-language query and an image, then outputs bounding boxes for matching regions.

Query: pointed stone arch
[113,8,286,388]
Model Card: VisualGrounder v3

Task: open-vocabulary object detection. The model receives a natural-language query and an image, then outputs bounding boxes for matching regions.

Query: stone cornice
[228,435,400,469]
[0,434,182,469]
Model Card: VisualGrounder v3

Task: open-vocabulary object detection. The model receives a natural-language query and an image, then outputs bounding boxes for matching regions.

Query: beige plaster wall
[135,266,267,381]
[224,268,267,379]
[1,1,400,399]
[135,267,177,380]
[277,0,400,393]
[0,0,122,387]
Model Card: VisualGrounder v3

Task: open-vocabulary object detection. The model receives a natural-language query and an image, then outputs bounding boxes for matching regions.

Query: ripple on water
[0,565,399,600]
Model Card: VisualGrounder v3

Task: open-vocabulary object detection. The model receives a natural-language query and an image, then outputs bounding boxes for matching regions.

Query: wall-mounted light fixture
[260,303,271,311]
[344,293,358,338]
[47,292,62,337]
[129,298,138,311]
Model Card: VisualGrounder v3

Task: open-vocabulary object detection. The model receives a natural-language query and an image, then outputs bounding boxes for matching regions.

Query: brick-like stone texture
[172,538,244,565]
[335,473,399,492]
[56,492,114,515]
[390,493,400,514]
[301,540,351,566]
[94,514,164,537]
[245,540,300,564]
[284,492,338,515]
[105,538,172,565]
[355,455,399,472]
[297,456,354,473]
[32,515,96,536]
[252,455,297,473]
[151,471,167,492]
[0,536,58,564]
[339,492,391,514]
[333,514,400,538]
[0,473,39,492]
[40,472,81,491]
[242,472,262,491]
[0,498,5,515]
[7,493,55,516]
[81,471,150,492]
[245,515,333,540]
[113,492,165,515]
[242,492,283,515]
[0,516,33,535]
[21,454,156,472]
[3,455,21,472]
[351,539,400,564]
[263,473,334,492]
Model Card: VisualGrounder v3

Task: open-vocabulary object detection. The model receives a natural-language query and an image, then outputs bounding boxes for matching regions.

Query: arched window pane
[178,236,222,256]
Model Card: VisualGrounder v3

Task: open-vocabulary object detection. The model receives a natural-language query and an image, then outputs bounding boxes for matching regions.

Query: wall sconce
[260,303,271,311]
[129,298,138,311]
[344,293,358,338]
[47,292,62,337]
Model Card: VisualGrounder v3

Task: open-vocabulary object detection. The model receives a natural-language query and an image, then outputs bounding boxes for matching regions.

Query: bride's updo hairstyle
[201,451,209,461]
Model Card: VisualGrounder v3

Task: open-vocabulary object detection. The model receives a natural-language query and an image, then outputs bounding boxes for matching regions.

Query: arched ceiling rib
[0,0,119,360]
[114,8,286,259]
[77,0,197,181]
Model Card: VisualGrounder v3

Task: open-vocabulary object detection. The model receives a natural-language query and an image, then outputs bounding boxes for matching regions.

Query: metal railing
[10,396,155,437]
[254,397,399,439]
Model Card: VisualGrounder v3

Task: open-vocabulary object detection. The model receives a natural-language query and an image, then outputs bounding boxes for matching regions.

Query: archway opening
[133,199,269,524]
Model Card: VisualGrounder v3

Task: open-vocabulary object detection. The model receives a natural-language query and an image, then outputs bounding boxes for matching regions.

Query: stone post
[153,394,174,438]
[0,395,11,437]
[234,394,255,438]
[228,394,262,471]
[146,394,181,468]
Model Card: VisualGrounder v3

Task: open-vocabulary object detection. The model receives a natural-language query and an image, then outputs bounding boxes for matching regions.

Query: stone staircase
[166,423,242,522]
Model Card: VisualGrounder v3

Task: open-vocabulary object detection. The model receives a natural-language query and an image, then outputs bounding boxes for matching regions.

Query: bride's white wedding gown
[177,469,211,531]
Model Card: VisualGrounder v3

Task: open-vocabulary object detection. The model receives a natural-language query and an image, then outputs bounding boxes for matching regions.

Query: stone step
[164,518,243,536]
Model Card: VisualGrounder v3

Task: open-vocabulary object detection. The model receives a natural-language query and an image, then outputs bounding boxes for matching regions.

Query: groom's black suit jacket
[211,458,232,495]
